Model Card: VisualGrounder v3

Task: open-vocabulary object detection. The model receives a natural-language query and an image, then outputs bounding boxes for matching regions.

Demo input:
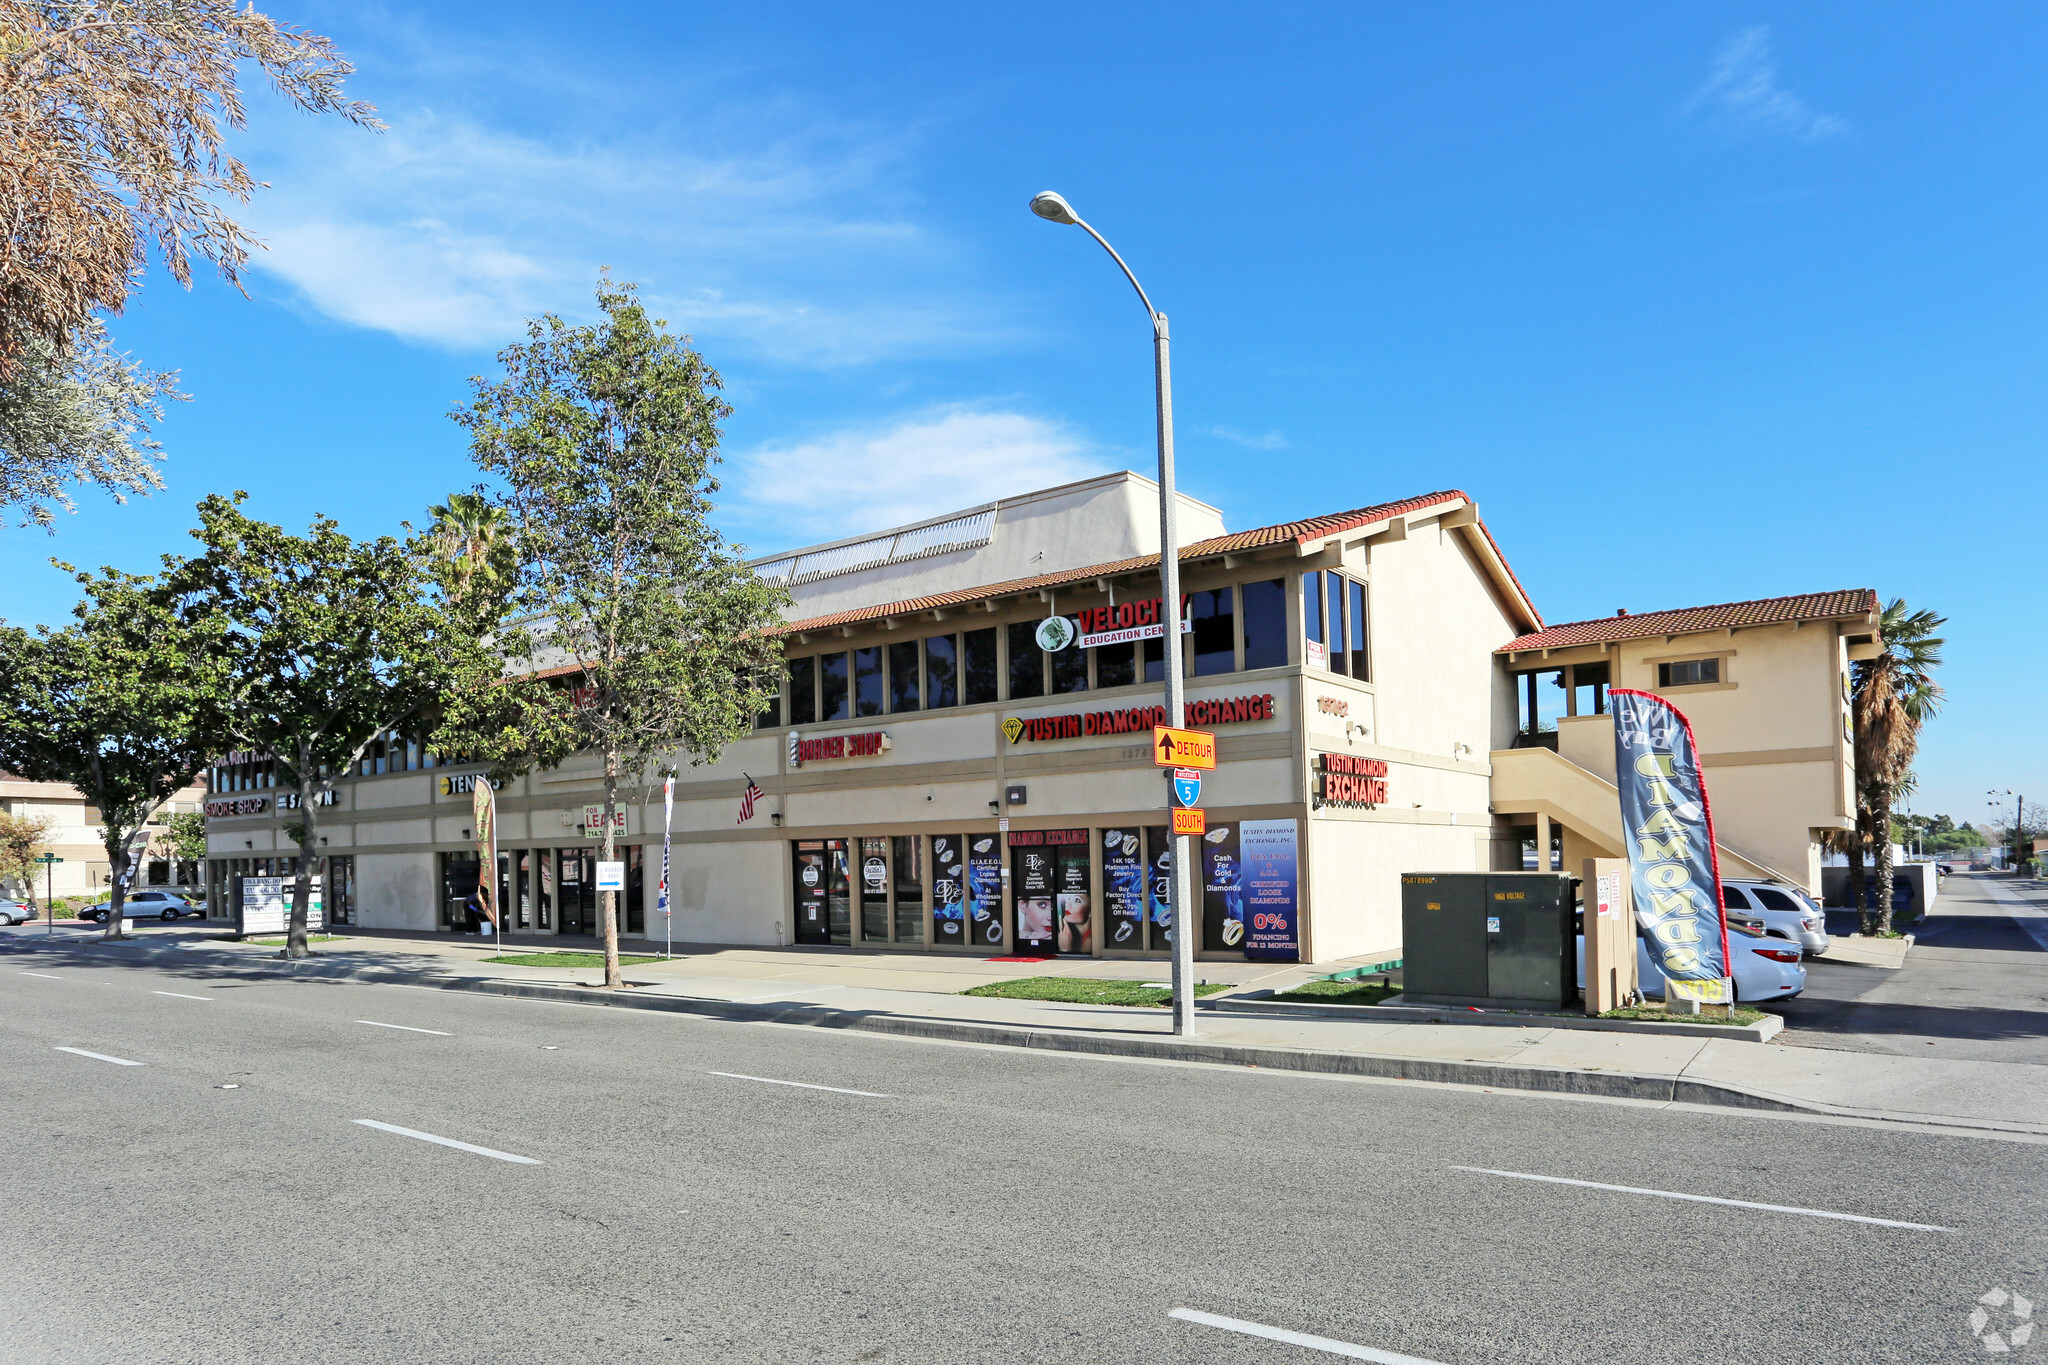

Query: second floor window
[1658,658,1721,688]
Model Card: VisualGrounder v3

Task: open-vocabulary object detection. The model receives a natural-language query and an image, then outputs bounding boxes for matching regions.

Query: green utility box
[1400,871,1575,1011]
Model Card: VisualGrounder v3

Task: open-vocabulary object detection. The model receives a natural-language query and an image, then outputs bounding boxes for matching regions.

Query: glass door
[559,849,594,936]
[891,836,924,945]
[859,837,890,942]
[793,841,830,945]
[825,839,852,945]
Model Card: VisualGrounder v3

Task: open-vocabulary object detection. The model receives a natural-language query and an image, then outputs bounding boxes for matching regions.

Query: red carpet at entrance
[985,956,1052,963]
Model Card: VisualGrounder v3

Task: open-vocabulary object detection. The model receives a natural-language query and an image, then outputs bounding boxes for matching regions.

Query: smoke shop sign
[788,730,890,766]
[1003,693,1277,744]
[1318,752,1388,808]
[204,796,269,817]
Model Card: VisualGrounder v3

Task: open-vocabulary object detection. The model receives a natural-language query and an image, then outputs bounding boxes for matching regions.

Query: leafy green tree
[166,493,487,957]
[442,277,788,987]
[1849,599,1945,934]
[0,566,219,939]
[0,807,56,914]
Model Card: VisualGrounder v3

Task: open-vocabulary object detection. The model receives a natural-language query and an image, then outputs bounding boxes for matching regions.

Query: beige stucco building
[0,774,208,902]
[1489,590,1882,895]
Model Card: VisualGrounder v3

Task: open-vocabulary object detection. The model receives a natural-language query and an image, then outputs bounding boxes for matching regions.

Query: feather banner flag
[471,778,500,932]
[1611,688,1729,1000]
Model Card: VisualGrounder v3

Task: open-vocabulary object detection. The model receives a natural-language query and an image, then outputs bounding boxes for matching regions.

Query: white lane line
[1982,881,2048,952]
[21,971,62,979]
[1452,1166,1951,1231]
[350,1119,540,1164]
[709,1071,889,1098]
[356,1020,453,1036]
[153,990,212,1001]
[1169,1308,1447,1364]
[54,1047,143,1067]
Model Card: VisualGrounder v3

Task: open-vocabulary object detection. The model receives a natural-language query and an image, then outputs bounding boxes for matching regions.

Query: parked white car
[0,898,34,926]
[78,890,204,923]
[1722,879,1829,955]
[1579,919,1806,1003]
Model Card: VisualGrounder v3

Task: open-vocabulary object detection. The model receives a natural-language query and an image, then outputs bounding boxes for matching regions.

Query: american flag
[737,774,764,825]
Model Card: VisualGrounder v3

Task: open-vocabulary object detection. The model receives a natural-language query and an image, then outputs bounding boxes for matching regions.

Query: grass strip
[1599,1003,1766,1026]
[1271,978,1405,1007]
[482,951,666,968]
[961,976,1231,1007]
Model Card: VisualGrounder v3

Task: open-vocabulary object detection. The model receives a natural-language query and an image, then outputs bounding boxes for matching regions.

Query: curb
[1202,995,1784,1043]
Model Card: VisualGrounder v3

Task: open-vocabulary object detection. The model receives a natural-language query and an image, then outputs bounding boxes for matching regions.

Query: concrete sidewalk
[19,924,2038,1138]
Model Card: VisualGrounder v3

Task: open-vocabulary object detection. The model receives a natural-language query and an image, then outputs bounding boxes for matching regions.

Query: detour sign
[1153,726,1217,770]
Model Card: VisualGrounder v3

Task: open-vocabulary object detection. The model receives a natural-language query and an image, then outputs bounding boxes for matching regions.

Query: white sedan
[1579,919,1805,1003]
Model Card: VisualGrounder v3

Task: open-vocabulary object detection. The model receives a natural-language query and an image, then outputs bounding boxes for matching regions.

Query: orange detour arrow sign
[1153,726,1217,770]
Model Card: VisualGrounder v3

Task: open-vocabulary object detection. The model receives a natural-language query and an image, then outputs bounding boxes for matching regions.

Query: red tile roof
[1497,589,1879,654]
[778,489,1541,636]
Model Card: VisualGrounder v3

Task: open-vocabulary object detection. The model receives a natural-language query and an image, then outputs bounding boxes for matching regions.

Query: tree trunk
[1872,789,1896,936]
[600,751,622,988]
[285,745,318,959]
[1847,808,1871,937]
[102,829,131,941]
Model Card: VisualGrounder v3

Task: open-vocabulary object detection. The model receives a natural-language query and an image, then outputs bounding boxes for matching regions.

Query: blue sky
[4,3,2040,826]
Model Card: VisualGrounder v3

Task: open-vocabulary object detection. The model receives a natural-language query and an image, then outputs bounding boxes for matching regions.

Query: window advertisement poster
[1145,825,1175,949]
[1055,835,1092,955]
[1102,828,1145,949]
[235,876,324,936]
[932,834,968,945]
[1010,832,1058,954]
[1239,819,1300,960]
[1201,824,1245,952]
[966,834,1004,946]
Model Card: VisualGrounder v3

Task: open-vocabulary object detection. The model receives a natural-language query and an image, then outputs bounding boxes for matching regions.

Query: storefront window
[931,834,967,946]
[625,846,644,935]
[1007,620,1044,699]
[925,635,958,709]
[854,646,884,717]
[1242,578,1287,670]
[1011,833,1057,953]
[1145,826,1175,950]
[963,627,999,705]
[1096,641,1136,688]
[888,640,920,712]
[1348,579,1369,680]
[820,651,850,721]
[440,851,480,931]
[788,657,817,726]
[892,835,923,943]
[537,849,553,929]
[326,855,355,925]
[1191,587,1235,676]
[1050,616,1087,694]
[1327,573,1348,676]
[1103,828,1144,948]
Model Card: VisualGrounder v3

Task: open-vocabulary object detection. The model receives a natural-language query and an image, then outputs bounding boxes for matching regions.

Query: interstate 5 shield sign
[1172,769,1202,808]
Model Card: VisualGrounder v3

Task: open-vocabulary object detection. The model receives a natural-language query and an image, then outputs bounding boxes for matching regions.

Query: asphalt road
[4,934,2046,1365]
[1771,874,2048,1063]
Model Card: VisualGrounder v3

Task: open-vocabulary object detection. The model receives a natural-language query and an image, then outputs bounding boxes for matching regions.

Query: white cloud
[1206,425,1288,451]
[1686,27,1850,143]
[233,83,1002,365]
[724,406,1109,549]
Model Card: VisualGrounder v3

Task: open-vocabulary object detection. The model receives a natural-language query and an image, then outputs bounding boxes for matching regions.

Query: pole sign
[1153,727,1216,770]
[1172,769,1202,808]
[1611,688,1731,1003]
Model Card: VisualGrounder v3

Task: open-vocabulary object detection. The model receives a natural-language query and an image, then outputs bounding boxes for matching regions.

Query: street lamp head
[1029,191,1080,226]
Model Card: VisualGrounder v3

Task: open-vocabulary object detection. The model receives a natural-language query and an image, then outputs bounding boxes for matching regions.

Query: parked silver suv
[1722,879,1829,955]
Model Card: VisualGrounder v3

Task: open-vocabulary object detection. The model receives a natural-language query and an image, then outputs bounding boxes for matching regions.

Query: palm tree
[1850,599,1945,935]
[427,491,516,617]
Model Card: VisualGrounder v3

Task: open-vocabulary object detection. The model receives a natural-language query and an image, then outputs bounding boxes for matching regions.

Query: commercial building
[205,472,1538,961]
[1,774,208,902]
[202,473,1883,955]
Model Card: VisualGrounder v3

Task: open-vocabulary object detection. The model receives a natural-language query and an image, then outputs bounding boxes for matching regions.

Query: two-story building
[206,472,1540,963]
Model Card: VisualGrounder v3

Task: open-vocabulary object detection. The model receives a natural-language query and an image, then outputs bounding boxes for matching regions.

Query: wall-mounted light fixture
[988,799,1000,815]
[244,841,252,849]
[770,811,783,827]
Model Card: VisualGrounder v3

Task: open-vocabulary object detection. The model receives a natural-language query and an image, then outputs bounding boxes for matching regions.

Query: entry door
[793,843,831,945]
[825,839,852,946]
[559,849,594,936]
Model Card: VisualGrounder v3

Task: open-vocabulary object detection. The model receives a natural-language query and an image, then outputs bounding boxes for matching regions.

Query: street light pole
[1030,191,1197,1037]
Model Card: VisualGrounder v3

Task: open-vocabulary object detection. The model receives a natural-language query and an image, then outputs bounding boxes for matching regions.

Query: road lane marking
[709,1071,888,1097]
[1982,880,2048,952]
[1169,1308,1447,1364]
[153,991,212,1001]
[357,1020,453,1035]
[350,1120,540,1164]
[1452,1166,1951,1231]
[21,971,62,979]
[54,1047,142,1066]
